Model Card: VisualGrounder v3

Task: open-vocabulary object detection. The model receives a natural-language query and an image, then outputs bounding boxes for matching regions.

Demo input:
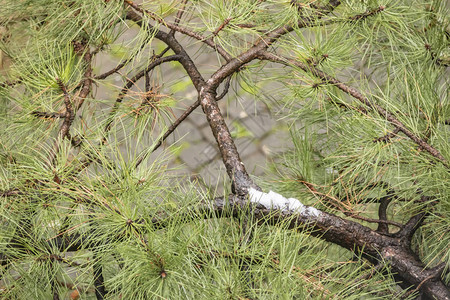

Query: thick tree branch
[202,195,450,300]
[125,0,342,195]
[3,191,448,300]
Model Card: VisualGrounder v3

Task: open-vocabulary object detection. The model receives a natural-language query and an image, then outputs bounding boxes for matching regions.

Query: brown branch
[153,195,449,299]
[213,18,232,36]
[3,191,449,299]
[31,111,65,119]
[195,1,341,194]
[258,51,448,168]
[399,212,427,244]
[94,47,169,81]
[303,5,386,28]
[73,53,182,175]
[95,59,128,80]
[134,76,231,168]
[48,78,75,167]
[376,194,393,233]
[374,127,401,143]
[126,0,342,194]
[349,5,386,22]
[56,79,74,140]
[74,51,93,111]
[170,0,188,35]
[302,180,402,229]
[124,0,232,61]
[0,188,22,197]
[215,75,231,101]
[345,212,403,229]
[134,98,199,167]
[103,54,183,137]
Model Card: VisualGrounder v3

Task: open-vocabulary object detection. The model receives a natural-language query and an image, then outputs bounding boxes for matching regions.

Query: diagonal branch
[125,0,342,195]
[124,0,232,61]
[258,51,448,168]
[48,78,75,167]
[170,0,188,36]
[135,76,230,168]
[2,191,448,300]
[103,54,182,135]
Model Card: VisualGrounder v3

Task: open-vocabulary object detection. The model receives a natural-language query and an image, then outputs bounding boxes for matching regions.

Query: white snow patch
[248,188,321,217]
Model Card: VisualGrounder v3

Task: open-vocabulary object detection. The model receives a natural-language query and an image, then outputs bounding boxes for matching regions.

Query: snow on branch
[248,188,321,217]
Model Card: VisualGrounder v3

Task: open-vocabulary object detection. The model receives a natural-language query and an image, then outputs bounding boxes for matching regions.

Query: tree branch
[3,191,448,300]
[258,51,448,168]
[48,78,75,167]
[103,54,182,135]
[124,0,232,61]
[376,194,393,233]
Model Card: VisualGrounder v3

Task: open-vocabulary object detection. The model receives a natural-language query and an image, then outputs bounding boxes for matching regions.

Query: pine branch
[126,0,342,194]
[31,111,66,119]
[2,191,448,299]
[170,0,188,36]
[103,54,182,135]
[73,53,182,174]
[93,256,106,300]
[376,194,393,233]
[124,0,232,61]
[134,76,231,168]
[95,47,170,81]
[258,51,449,168]
[2,2,448,299]
[48,78,75,167]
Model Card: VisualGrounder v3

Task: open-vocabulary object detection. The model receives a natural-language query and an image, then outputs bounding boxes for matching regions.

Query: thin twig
[216,76,231,101]
[31,111,65,119]
[95,47,169,80]
[374,127,400,143]
[258,51,448,168]
[170,0,188,35]
[0,189,22,197]
[349,5,386,22]
[74,51,93,111]
[103,54,182,136]
[74,54,182,175]
[135,76,231,168]
[124,0,232,61]
[346,212,403,229]
[213,18,232,36]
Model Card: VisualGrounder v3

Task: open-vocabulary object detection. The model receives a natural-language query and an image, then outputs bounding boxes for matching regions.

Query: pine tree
[1,0,449,299]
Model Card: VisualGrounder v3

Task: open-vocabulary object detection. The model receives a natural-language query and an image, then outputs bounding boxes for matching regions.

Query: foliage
[0,0,449,299]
